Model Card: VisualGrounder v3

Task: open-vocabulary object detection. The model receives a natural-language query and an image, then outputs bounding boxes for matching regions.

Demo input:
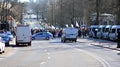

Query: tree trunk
[117,0,120,48]
[96,0,100,25]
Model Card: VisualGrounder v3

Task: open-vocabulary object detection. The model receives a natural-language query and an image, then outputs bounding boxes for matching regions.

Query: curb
[90,44,120,51]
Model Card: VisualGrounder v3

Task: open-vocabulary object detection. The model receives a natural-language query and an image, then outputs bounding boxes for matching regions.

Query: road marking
[76,49,111,67]
[48,57,51,59]
[40,62,46,65]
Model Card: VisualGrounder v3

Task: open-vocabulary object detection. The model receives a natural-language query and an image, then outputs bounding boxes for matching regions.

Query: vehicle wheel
[28,42,31,46]
[0,52,2,54]
[2,51,5,53]
[46,37,49,40]
[16,42,19,46]
[5,42,9,46]
[75,40,77,42]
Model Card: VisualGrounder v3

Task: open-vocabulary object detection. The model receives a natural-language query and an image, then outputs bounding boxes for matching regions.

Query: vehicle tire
[46,37,50,40]
[2,51,5,53]
[16,42,19,46]
[28,42,31,46]
[0,52,2,54]
[5,42,9,46]
[75,40,77,42]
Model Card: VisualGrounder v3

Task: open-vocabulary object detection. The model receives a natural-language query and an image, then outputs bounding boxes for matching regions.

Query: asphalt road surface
[0,38,120,67]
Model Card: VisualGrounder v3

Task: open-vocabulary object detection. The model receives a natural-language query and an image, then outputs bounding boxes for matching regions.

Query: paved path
[77,38,120,51]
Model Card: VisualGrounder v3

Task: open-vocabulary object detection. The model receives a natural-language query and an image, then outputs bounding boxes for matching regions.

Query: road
[0,38,120,67]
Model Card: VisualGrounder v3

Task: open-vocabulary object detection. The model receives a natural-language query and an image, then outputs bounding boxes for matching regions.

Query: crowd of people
[31,26,89,39]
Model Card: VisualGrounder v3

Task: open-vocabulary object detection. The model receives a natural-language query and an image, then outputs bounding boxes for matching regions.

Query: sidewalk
[77,38,120,51]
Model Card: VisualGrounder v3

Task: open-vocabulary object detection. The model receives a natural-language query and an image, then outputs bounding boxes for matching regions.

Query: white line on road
[40,62,46,65]
[76,49,111,67]
[48,57,51,59]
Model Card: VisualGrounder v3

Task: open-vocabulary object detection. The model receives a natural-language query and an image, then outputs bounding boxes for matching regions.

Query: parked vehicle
[109,25,120,41]
[32,32,53,40]
[89,25,98,38]
[103,25,112,39]
[61,27,78,42]
[16,24,32,46]
[0,37,5,54]
[0,31,10,46]
[96,25,106,39]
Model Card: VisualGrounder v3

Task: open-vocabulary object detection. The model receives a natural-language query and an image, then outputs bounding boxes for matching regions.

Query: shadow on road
[117,53,120,55]
[6,44,29,48]
[49,40,77,44]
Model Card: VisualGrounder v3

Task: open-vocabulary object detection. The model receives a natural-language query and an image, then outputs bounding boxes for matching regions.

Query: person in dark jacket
[78,29,82,38]
[117,30,120,48]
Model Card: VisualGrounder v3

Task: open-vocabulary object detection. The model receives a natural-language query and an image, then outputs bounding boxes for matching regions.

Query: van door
[16,26,31,43]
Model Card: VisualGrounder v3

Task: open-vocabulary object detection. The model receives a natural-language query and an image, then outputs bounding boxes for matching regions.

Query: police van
[61,27,78,42]
[109,25,120,41]
[89,25,99,38]
[103,25,112,39]
[96,25,106,39]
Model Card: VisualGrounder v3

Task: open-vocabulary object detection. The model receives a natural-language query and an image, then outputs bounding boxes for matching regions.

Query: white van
[16,24,32,46]
[61,27,78,42]
[96,25,106,39]
[89,25,98,38]
[103,25,112,39]
[109,25,120,41]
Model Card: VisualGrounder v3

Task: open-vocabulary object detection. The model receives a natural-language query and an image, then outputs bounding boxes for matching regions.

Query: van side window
[105,28,109,32]
[117,29,120,33]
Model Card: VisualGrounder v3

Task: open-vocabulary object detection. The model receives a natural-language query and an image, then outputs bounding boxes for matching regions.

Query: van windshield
[112,29,115,33]
[105,28,109,32]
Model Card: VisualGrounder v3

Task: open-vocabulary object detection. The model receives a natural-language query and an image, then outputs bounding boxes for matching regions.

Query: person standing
[117,30,120,48]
